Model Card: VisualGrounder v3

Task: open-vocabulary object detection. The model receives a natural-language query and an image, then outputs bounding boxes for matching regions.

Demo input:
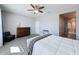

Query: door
[0,8,3,46]
[59,11,76,39]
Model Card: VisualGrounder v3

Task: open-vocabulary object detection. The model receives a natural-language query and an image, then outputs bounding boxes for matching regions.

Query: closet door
[0,8,3,46]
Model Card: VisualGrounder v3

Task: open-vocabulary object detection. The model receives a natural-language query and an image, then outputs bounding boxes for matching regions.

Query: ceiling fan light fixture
[27,4,44,14]
[34,10,38,14]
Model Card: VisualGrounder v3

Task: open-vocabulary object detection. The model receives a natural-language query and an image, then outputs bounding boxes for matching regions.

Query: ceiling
[0,4,79,18]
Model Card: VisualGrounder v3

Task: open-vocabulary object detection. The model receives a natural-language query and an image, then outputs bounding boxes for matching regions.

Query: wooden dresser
[17,27,30,38]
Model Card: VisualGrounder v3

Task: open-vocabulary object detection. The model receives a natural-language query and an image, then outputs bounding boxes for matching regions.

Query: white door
[0,8,3,47]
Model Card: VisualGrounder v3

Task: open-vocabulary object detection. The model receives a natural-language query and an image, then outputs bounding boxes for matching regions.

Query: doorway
[59,11,76,39]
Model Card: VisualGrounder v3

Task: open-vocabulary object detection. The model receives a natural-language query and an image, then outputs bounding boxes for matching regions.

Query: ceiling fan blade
[39,6,44,9]
[27,9,33,11]
[35,5,39,9]
[30,4,35,9]
[39,10,43,13]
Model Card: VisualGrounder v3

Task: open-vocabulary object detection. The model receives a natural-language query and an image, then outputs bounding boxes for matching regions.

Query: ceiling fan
[27,4,44,14]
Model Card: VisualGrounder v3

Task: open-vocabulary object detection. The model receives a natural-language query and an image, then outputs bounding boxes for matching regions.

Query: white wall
[36,13,59,35]
[2,11,36,35]
[0,8,3,46]
[76,10,79,39]
[36,5,79,37]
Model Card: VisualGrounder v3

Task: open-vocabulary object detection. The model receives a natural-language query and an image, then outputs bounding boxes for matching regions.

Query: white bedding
[32,35,79,55]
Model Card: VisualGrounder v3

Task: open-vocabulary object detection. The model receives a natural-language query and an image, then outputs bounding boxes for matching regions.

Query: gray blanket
[28,34,52,55]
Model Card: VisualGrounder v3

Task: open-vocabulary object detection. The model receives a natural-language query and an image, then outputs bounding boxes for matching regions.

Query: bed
[28,34,79,55]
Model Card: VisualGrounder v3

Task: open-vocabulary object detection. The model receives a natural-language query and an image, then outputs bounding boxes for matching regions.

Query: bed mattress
[32,35,79,55]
